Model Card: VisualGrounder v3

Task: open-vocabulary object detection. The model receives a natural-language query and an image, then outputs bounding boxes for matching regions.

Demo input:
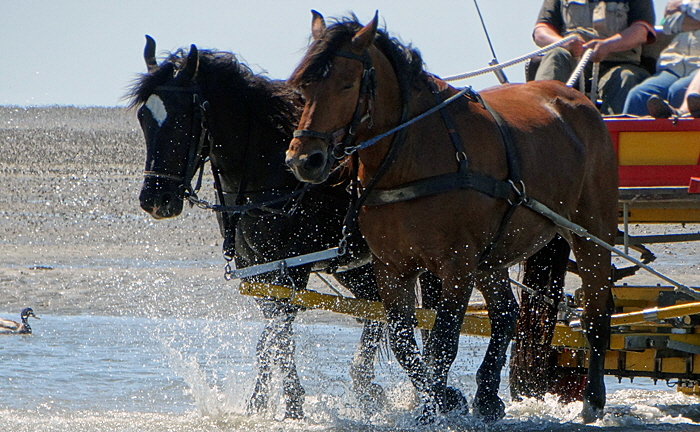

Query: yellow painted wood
[610,302,700,326]
[678,383,700,394]
[613,285,671,309]
[625,350,656,372]
[240,282,700,353]
[618,131,700,166]
[662,357,687,374]
[239,282,492,336]
[625,208,700,223]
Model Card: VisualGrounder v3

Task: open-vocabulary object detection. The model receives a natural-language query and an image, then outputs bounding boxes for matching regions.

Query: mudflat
[0,106,249,319]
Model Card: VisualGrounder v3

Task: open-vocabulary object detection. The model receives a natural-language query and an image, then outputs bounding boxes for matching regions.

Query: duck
[0,308,39,334]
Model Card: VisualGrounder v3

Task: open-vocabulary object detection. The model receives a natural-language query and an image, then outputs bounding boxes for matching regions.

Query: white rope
[443,35,579,82]
[589,62,600,102]
[565,49,594,87]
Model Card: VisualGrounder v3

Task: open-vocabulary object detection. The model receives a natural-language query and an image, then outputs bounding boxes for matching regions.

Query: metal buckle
[507,179,527,205]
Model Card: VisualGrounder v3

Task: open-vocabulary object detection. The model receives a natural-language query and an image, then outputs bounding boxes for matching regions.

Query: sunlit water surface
[2,314,700,432]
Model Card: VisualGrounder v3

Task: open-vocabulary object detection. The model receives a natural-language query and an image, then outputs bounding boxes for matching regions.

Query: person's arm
[583,21,654,62]
[533,23,586,56]
[664,0,700,33]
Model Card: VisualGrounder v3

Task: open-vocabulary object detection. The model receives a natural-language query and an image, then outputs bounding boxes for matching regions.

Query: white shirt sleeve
[664,0,700,34]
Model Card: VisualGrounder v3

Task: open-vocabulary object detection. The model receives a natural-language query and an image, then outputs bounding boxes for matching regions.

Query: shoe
[646,95,677,118]
[687,93,700,118]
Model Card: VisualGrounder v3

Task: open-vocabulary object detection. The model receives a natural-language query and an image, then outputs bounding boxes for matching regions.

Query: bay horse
[129,36,393,419]
[285,12,618,423]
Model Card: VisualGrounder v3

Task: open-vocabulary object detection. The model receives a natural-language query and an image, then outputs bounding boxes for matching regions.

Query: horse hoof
[442,386,468,414]
[247,393,268,414]
[580,400,604,424]
[416,401,438,425]
[284,400,304,420]
[356,383,387,408]
[473,393,505,423]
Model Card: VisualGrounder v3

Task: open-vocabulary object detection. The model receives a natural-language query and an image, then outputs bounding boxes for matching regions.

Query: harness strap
[474,94,521,183]
[363,170,516,206]
[471,94,523,267]
[432,81,470,172]
[362,82,524,268]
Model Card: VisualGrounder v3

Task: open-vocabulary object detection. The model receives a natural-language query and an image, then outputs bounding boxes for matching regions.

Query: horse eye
[342,82,354,90]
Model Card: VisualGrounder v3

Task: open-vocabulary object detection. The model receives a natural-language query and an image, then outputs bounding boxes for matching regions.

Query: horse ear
[311,10,326,40]
[351,11,379,52]
[179,44,199,82]
[144,35,158,73]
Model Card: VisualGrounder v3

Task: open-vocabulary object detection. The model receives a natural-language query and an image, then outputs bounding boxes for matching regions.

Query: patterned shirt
[535,0,656,64]
[658,0,700,77]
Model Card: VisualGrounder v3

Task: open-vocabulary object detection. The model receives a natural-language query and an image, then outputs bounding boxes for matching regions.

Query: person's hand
[565,34,586,57]
[666,0,684,15]
[582,38,612,62]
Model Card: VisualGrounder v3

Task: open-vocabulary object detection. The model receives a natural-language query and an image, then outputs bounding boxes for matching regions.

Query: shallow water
[3,313,700,432]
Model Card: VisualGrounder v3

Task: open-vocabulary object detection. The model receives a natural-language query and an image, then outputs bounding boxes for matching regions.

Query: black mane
[127,48,300,136]
[288,14,427,90]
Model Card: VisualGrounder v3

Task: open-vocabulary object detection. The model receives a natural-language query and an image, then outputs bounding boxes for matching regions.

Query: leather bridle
[142,84,312,217]
[142,84,211,200]
[292,50,376,160]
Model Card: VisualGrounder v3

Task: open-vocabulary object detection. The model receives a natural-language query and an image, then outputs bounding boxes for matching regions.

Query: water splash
[161,344,224,419]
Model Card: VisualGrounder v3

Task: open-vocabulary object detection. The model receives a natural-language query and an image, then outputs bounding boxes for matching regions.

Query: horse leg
[272,306,306,419]
[422,269,474,417]
[375,266,437,421]
[473,269,518,422]
[571,237,613,423]
[334,264,386,405]
[418,272,442,351]
[349,319,386,405]
[248,299,305,419]
[248,299,284,414]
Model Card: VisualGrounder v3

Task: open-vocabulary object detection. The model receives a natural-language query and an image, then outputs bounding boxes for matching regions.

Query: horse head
[135,36,207,219]
[285,11,386,184]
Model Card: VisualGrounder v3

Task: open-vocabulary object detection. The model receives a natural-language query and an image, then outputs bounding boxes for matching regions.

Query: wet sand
[0,106,249,319]
[1,106,699,321]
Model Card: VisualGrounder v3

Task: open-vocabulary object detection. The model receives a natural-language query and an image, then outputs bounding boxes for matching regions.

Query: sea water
[2,312,700,432]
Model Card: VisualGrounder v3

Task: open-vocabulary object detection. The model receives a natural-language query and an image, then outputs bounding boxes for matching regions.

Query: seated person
[533,0,656,114]
[646,65,700,116]
[624,0,700,116]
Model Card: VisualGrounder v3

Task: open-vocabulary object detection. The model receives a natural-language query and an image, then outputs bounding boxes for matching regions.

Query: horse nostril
[160,193,173,208]
[303,151,326,171]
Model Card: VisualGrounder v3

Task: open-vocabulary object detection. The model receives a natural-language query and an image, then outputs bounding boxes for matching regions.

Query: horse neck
[204,84,298,196]
[356,48,442,188]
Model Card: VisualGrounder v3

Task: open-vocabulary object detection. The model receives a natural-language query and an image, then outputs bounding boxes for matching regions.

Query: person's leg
[534,47,576,83]
[622,70,678,115]
[667,70,696,108]
[676,69,700,113]
[687,92,700,116]
[599,64,651,115]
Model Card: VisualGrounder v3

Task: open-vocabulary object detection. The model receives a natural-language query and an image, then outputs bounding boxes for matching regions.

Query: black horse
[129,36,393,419]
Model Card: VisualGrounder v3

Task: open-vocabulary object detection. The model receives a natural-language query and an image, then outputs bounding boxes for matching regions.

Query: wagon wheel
[509,234,658,402]
[509,235,577,401]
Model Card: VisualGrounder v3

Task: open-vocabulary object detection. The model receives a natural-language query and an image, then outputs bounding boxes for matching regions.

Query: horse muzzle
[285,137,333,184]
[139,176,185,219]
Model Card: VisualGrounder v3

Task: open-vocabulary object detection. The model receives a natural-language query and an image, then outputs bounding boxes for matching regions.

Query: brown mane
[288,14,427,92]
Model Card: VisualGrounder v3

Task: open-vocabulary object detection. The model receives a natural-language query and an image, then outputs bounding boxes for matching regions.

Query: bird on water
[0,308,39,334]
